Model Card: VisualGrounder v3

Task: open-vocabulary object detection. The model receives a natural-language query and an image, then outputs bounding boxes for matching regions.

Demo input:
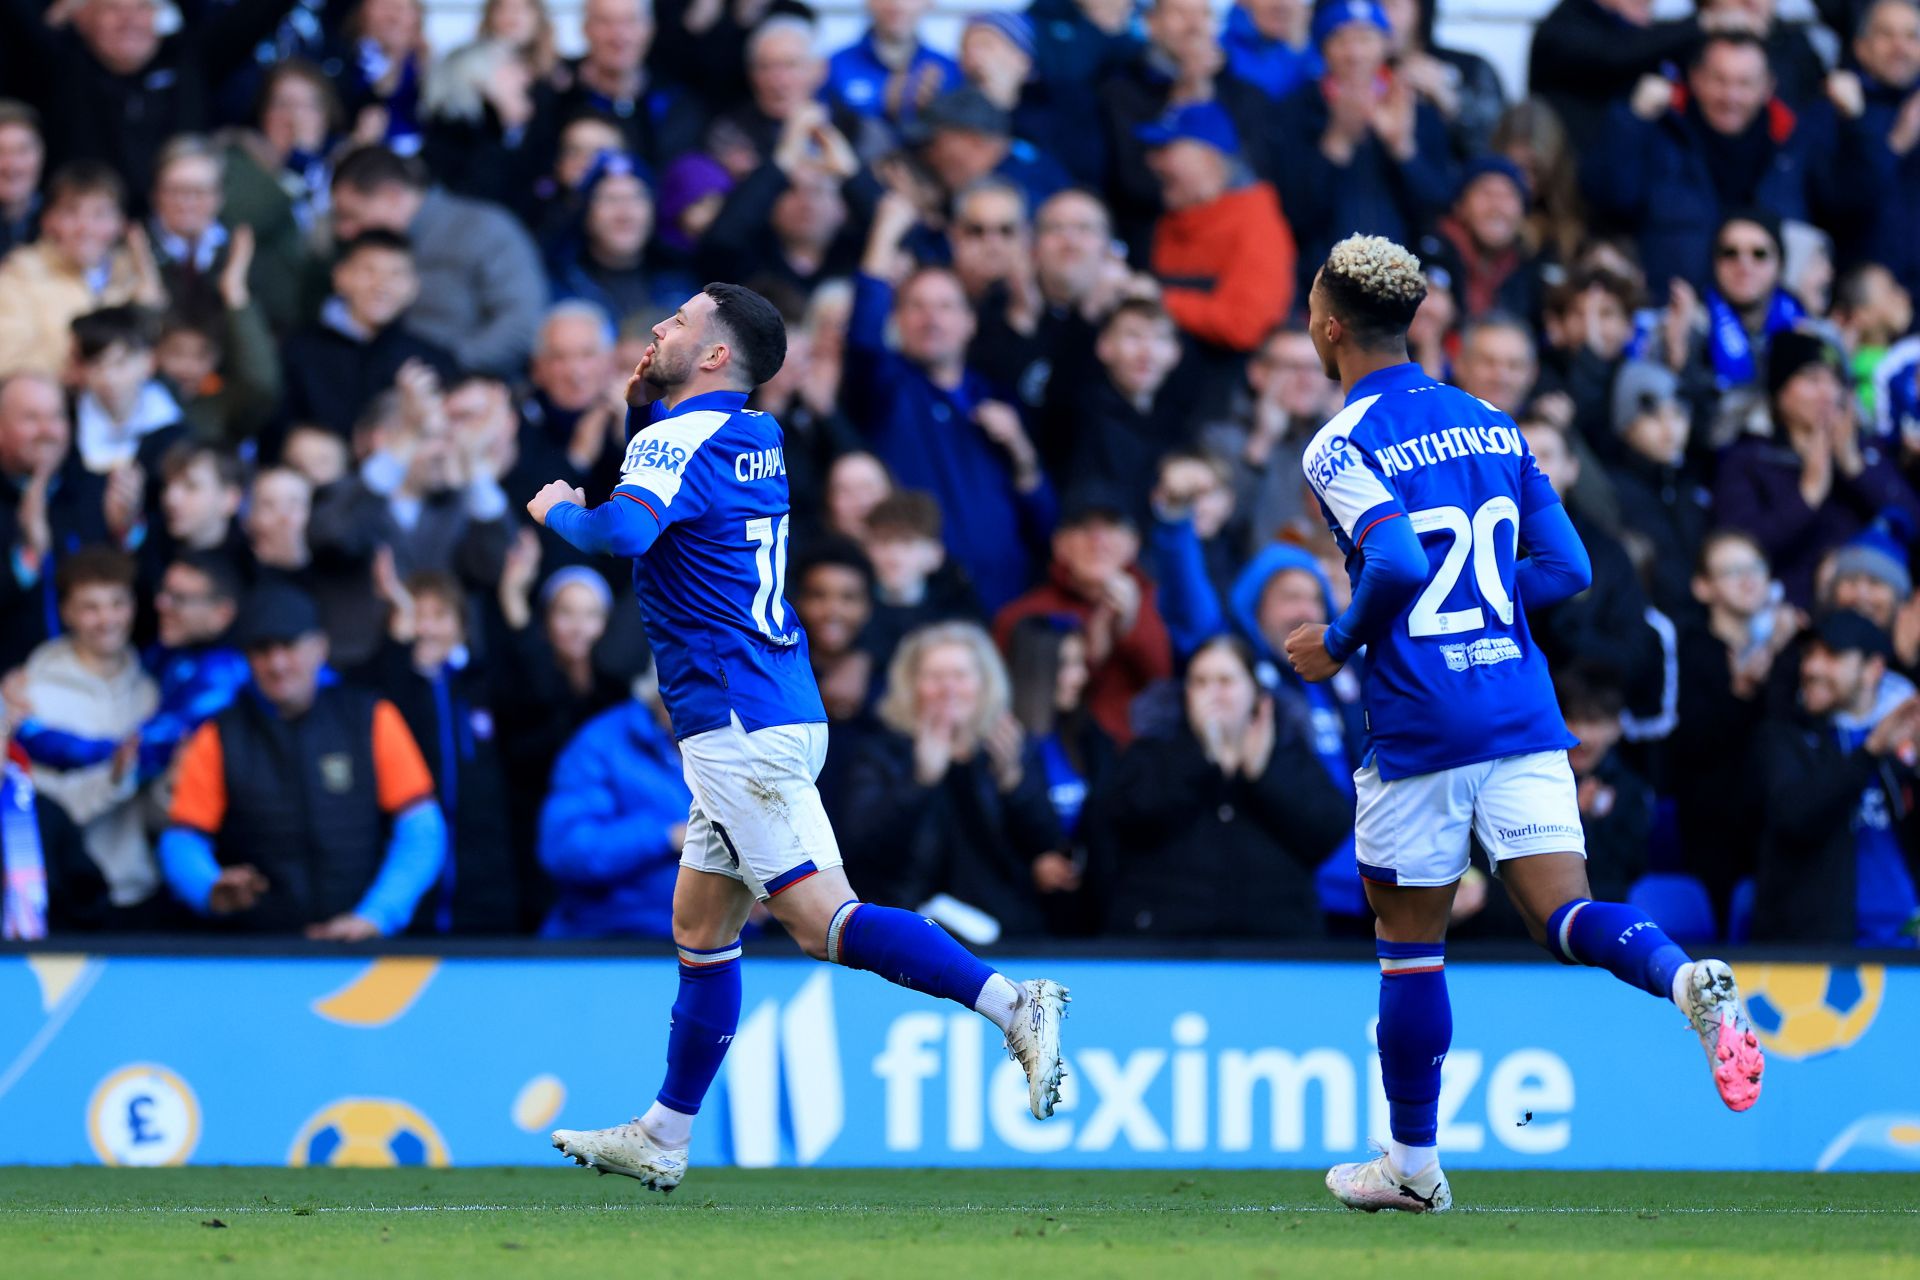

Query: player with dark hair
[1284,236,1764,1214]
[527,284,1070,1193]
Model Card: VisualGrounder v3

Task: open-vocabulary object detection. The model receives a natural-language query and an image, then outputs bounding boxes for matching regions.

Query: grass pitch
[4,1167,1917,1279]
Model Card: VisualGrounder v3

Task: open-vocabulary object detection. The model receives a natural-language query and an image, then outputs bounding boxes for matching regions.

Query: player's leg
[1326,761,1473,1214]
[552,812,755,1191]
[691,718,1070,1119]
[1481,751,1763,1111]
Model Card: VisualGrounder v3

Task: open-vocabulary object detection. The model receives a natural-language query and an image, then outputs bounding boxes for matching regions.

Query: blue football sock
[1544,898,1691,1000]
[1377,939,1451,1150]
[826,900,996,1008]
[655,940,744,1116]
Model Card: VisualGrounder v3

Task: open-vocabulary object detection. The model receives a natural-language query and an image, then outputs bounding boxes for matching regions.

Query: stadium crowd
[0,0,1917,950]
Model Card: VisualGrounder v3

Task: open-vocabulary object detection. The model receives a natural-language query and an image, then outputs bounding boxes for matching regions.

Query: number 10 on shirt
[746,515,791,640]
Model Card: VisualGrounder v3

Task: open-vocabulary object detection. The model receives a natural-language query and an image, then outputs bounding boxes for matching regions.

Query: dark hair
[336,228,414,263]
[1692,30,1770,68]
[1101,297,1174,335]
[0,98,41,137]
[159,309,223,352]
[46,160,124,212]
[1554,661,1624,723]
[1007,613,1086,742]
[1833,262,1894,318]
[169,549,244,604]
[254,58,346,137]
[702,282,788,387]
[1548,267,1641,318]
[160,440,243,490]
[72,306,158,361]
[1186,632,1262,683]
[404,569,469,621]
[865,489,943,541]
[331,144,428,194]
[54,544,136,604]
[1694,527,1768,578]
[791,537,876,596]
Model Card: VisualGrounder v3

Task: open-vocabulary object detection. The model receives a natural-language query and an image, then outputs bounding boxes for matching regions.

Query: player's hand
[527,480,586,527]
[306,913,382,942]
[1284,622,1343,682]
[209,865,270,915]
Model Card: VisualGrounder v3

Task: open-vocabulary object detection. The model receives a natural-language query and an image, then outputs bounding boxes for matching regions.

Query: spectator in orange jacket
[993,491,1173,745]
[1139,102,1296,354]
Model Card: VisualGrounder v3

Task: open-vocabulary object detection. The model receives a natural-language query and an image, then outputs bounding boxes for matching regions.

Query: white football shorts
[677,713,843,900]
[1352,749,1585,888]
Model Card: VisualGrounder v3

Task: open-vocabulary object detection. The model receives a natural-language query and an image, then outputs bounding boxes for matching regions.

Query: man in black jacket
[0,0,300,212]
[1753,610,1920,945]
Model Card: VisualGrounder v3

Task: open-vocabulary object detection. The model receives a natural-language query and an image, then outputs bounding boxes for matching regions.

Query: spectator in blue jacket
[846,193,1057,613]
[824,0,962,141]
[537,663,691,939]
[1223,0,1321,100]
[1271,0,1456,303]
[1846,0,1920,298]
[1583,32,1884,301]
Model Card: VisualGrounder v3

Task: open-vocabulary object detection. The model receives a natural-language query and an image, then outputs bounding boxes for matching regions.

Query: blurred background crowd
[0,0,1917,950]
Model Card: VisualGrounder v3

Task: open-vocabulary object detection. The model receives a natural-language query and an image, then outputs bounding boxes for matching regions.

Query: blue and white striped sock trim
[825,899,862,966]
[1554,900,1590,965]
[1377,938,1445,976]
[677,939,743,967]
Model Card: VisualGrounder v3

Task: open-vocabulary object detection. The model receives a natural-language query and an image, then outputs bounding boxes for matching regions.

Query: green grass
[4,1167,1918,1279]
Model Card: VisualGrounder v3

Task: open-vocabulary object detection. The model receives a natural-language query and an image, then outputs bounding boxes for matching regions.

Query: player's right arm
[1300,420,1430,665]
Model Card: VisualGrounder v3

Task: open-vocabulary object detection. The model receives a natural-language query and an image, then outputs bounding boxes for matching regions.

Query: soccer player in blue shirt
[526,284,1070,1192]
[1284,237,1765,1214]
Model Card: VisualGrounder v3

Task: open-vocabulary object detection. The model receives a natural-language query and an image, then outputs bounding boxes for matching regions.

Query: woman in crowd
[1103,635,1351,938]
[839,621,1066,939]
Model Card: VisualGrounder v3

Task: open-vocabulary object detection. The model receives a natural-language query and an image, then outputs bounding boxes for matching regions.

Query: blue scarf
[1706,288,1803,390]
[2,754,47,941]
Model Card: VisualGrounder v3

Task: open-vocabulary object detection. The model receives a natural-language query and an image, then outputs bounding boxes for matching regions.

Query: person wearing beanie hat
[1824,524,1914,641]
[546,149,666,326]
[1607,359,1709,618]
[1420,153,1543,323]
[651,153,735,299]
[1752,603,1920,947]
[959,9,1081,171]
[1714,321,1920,608]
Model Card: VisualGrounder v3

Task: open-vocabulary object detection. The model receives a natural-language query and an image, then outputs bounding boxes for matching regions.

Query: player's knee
[672,908,735,953]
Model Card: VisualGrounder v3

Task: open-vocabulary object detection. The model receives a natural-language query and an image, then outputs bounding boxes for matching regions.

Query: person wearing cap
[906,86,1072,213]
[823,0,962,136]
[1096,0,1274,257]
[1606,359,1711,618]
[992,490,1173,745]
[1583,32,1883,304]
[1418,156,1544,326]
[327,144,545,378]
[1752,608,1920,946]
[158,583,447,939]
[1271,0,1453,302]
[1138,101,1296,355]
[1713,328,1920,608]
[279,228,459,439]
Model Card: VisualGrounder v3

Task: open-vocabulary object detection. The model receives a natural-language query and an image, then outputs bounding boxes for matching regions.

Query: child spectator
[280,229,459,438]
[158,443,247,563]
[0,162,158,379]
[859,490,985,670]
[71,306,185,480]
[149,232,284,449]
[1041,299,1187,529]
[16,547,161,917]
[362,565,518,933]
[994,494,1173,745]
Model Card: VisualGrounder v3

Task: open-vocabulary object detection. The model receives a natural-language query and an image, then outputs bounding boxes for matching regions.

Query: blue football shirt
[610,390,826,739]
[1302,363,1575,780]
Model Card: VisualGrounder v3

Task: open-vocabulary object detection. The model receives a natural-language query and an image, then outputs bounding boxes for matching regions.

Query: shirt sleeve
[1301,410,1405,544]
[371,701,436,815]
[167,721,227,834]
[1517,445,1560,518]
[611,413,731,530]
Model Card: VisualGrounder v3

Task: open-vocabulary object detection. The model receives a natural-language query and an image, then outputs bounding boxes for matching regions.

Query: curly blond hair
[1315,234,1428,347]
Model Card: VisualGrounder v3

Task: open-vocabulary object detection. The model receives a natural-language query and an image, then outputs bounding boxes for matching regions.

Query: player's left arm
[535,483,665,559]
[530,416,721,558]
[1290,424,1428,678]
[1512,452,1593,609]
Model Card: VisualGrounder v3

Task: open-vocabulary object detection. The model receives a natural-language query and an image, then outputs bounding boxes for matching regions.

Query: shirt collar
[1346,361,1434,403]
[650,389,749,422]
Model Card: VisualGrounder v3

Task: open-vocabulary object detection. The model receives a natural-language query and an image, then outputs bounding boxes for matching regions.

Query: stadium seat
[1726,878,1757,945]
[1626,873,1717,944]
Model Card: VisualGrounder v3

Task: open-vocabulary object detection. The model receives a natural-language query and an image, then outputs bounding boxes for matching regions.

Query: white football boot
[1003,979,1071,1119]
[552,1119,689,1193]
[1676,958,1765,1112]
[1326,1143,1453,1213]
